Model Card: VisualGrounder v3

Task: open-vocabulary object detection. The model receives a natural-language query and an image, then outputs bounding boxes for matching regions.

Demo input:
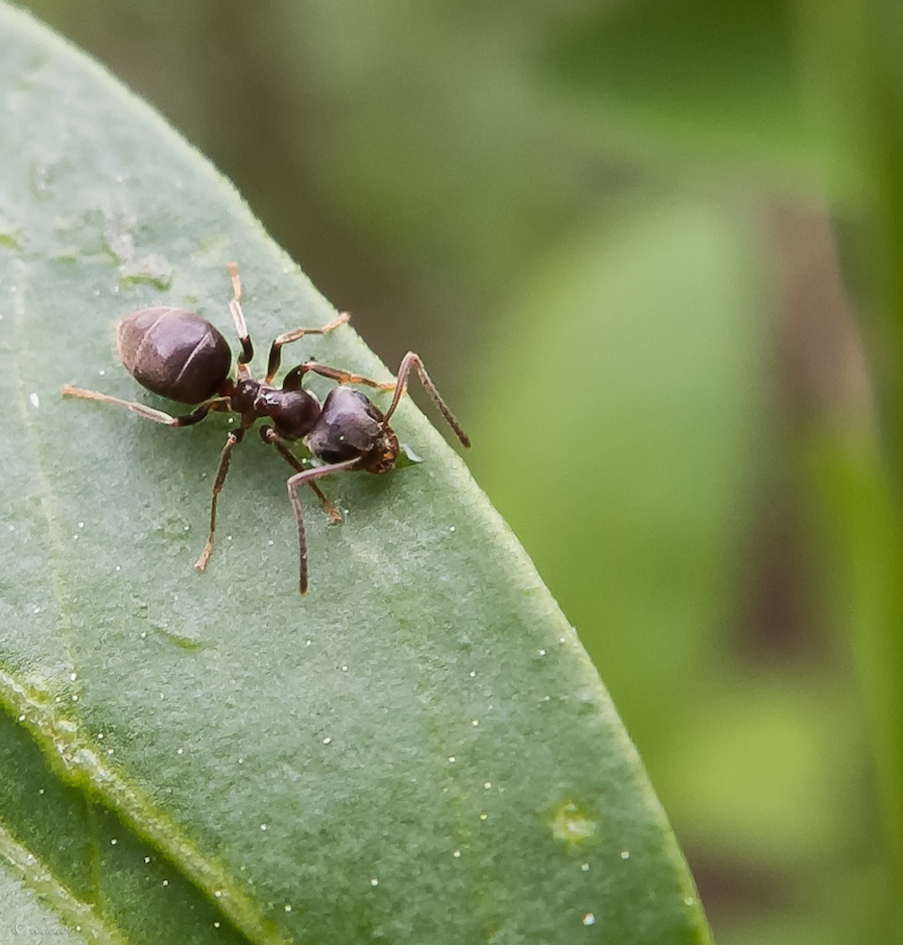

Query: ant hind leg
[226,262,254,368]
[61,385,227,427]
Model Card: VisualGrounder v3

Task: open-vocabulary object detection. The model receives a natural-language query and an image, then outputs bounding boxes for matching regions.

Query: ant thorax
[233,378,321,441]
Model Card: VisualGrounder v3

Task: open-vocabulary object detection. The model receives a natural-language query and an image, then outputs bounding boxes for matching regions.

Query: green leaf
[0,5,710,943]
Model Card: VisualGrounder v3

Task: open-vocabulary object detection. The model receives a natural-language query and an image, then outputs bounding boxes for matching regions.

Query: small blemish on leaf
[548,800,597,844]
[0,227,22,250]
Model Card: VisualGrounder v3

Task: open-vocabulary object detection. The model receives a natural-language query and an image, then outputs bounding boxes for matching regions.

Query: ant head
[305,386,399,472]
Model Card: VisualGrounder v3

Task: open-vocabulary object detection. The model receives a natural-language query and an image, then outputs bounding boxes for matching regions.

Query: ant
[63,263,470,593]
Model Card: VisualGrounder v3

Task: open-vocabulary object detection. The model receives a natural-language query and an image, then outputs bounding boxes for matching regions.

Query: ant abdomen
[118,306,232,404]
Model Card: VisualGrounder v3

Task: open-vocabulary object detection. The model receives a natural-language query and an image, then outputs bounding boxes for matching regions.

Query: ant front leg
[259,426,343,524]
[285,362,396,392]
[265,311,351,384]
[62,386,229,427]
[285,458,361,594]
[382,353,471,448]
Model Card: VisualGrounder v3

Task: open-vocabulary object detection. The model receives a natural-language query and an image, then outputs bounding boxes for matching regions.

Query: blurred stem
[810,427,903,867]
[796,0,903,896]
[863,9,903,479]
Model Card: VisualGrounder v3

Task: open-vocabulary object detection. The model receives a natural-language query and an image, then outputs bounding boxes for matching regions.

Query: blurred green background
[15,0,903,941]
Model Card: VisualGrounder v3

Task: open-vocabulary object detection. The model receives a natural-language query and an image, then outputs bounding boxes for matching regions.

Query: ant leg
[382,353,470,448]
[259,426,343,524]
[286,458,360,594]
[62,385,229,427]
[226,261,254,370]
[292,362,396,391]
[307,480,343,524]
[194,425,247,573]
[265,311,351,384]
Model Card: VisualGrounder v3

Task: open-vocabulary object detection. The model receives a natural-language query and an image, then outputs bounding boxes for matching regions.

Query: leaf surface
[0,6,709,943]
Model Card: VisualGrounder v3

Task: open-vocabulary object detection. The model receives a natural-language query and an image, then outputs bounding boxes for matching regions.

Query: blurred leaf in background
[13,0,903,941]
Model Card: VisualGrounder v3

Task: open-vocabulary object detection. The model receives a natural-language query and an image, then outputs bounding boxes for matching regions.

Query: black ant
[63,263,470,593]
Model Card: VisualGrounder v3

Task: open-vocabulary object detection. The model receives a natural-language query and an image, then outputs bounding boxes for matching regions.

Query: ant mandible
[63,263,470,593]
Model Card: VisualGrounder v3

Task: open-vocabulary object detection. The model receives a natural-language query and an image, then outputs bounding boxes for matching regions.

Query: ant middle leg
[61,386,229,427]
[194,423,249,573]
[265,312,351,384]
[259,425,343,524]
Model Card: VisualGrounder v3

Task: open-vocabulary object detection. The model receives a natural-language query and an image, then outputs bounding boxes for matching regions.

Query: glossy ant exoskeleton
[63,263,470,593]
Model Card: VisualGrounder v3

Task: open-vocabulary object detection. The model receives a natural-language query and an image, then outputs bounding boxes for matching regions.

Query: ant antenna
[383,352,470,448]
